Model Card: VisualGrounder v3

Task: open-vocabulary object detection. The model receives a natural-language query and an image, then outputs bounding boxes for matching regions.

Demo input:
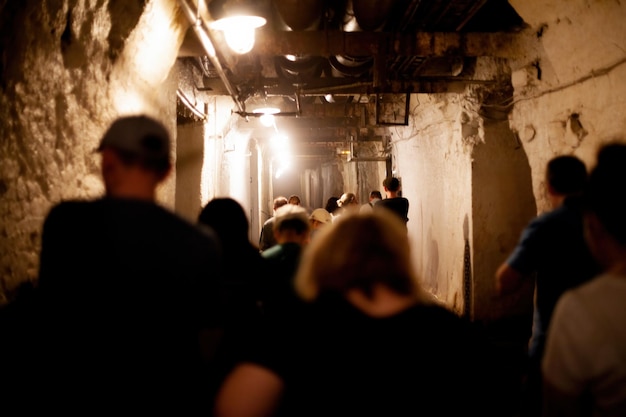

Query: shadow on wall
[472,122,536,321]
[423,226,440,295]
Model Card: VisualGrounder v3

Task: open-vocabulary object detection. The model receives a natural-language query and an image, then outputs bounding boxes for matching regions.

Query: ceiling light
[253,107,280,127]
[210,15,266,54]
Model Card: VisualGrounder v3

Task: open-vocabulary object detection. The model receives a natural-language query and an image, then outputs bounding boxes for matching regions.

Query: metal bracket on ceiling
[178,0,246,114]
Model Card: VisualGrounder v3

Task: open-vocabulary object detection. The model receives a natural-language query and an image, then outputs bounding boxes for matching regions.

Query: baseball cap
[309,208,332,224]
[97,115,171,166]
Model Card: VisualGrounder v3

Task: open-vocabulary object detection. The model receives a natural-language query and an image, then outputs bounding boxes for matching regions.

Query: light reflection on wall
[113,90,144,115]
[133,1,181,84]
[200,97,238,205]
[223,128,252,204]
[271,132,292,178]
[111,0,181,115]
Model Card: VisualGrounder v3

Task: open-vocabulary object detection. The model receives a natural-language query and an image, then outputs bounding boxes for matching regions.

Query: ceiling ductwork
[177,0,527,159]
[272,0,324,31]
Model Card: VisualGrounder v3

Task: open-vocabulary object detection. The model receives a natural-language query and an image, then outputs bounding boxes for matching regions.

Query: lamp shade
[253,107,280,127]
[210,15,266,54]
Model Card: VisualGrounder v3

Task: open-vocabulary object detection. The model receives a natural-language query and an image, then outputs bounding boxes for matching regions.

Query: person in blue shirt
[496,154,600,417]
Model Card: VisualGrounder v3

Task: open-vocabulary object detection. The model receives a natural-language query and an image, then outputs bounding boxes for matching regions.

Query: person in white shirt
[542,143,626,417]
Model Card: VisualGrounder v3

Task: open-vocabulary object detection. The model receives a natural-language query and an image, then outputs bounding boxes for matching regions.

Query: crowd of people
[1,114,625,416]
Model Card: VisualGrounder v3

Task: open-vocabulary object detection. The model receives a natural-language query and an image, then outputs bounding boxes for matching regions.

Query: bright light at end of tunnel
[273,152,292,179]
[271,133,289,151]
[260,113,274,127]
[254,107,280,127]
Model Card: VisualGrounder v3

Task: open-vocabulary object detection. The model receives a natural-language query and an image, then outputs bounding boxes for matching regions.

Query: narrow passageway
[1,1,626,415]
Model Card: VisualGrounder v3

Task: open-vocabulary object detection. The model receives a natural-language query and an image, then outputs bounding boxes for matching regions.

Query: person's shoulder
[44,198,104,224]
[261,244,282,259]
[359,203,373,213]
[571,273,626,300]
[520,209,554,234]
[528,204,583,235]
[47,198,97,212]
[386,302,463,332]
[143,204,221,249]
[409,302,466,322]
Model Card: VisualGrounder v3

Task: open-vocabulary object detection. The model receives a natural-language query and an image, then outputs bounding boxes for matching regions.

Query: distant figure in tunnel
[261,204,311,322]
[324,196,340,220]
[288,194,301,206]
[542,143,626,417]
[335,192,359,218]
[32,115,223,414]
[360,190,382,213]
[259,196,289,252]
[376,177,409,224]
[215,210,500,417]
[495,154,599,417]
[308,207,332,240]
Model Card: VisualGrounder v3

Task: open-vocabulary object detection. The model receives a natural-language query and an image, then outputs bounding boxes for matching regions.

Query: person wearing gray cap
[31,115,223,414]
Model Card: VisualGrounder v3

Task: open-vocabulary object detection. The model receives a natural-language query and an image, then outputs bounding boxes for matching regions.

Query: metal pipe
[234,111,299,118]
[177,0,244,113]
[176,89,207,120]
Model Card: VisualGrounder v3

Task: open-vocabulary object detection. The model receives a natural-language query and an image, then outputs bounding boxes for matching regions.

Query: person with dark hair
[215,210,499,417]
[376,177,409,224]
[31,115,223,414]
[259,196,289,252]
[198,197,268,410]
[288,194,301,205]
[324,196,340,220]
[542,143,626,417]
[496,154,600,417]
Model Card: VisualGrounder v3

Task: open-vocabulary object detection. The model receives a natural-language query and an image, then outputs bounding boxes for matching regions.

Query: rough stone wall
[0,0,187,304]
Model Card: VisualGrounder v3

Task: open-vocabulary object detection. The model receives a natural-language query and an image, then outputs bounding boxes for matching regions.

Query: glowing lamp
[210,15,266,54]
[253,107,280,127]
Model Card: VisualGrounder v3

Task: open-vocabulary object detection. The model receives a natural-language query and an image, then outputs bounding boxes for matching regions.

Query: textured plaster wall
[508,0,626,210]
[390,93,473,313]
[0,0,187,303]
[485,0,626,320]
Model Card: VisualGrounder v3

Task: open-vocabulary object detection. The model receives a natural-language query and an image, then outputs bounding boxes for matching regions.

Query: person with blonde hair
[334,192,359,219]
[215,210,499,417]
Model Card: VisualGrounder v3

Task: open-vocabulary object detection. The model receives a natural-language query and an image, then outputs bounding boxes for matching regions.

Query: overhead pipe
[177,0,244,114]
[233,111,299,118]
[176,88,207,120]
